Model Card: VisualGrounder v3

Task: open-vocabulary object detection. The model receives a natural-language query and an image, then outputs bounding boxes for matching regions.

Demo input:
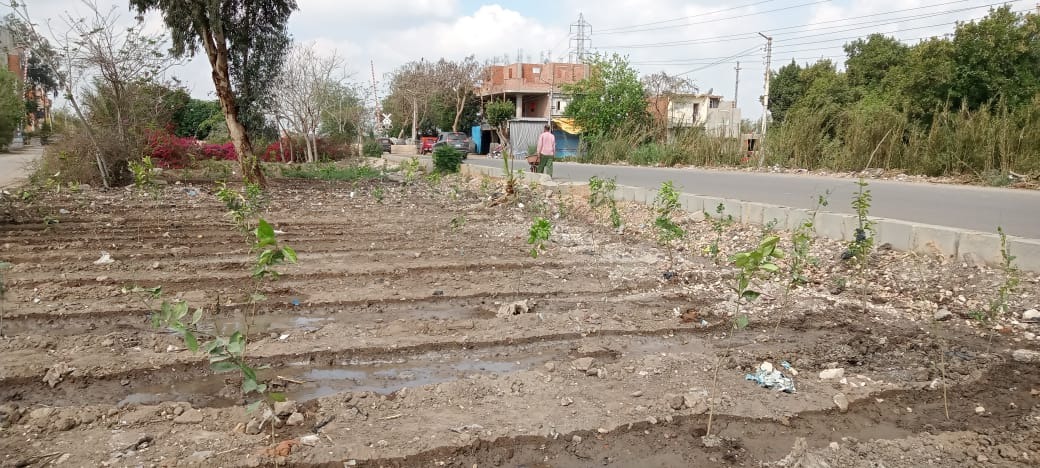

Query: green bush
[362,139,383,158]
[432,145,463,173]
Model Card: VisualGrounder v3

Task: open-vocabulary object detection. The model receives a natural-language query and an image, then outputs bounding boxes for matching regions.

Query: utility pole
[733,61,741,109]
[370,61,381,137]
[757,32,772,167]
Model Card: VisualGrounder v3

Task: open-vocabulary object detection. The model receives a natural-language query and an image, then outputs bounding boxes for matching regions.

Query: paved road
[466,157,1040,239]
[0,144,42,189]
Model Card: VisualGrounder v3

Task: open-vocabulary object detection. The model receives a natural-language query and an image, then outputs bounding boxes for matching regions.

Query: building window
[709,98,720,109]
[532,66,541,74]
[508,68,513,79]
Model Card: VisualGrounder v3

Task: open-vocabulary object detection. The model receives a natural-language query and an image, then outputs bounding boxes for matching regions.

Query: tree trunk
[452,89,464,132]
[198,24,265,186]
[410,98,418,143]
[67,88,109,188]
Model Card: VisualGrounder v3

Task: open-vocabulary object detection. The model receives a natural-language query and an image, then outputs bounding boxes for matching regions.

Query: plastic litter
[94,251,115,265]
[290,298,301,307]
[745,361,797,393]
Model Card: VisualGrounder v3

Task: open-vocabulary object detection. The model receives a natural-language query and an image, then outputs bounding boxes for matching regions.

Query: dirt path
[0,166,1038,467]
[0,145,42,189]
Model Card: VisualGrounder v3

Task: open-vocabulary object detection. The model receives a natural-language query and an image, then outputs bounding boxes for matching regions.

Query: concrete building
[477,62,588,120]
[649,93,742,139]
[0,23,52,135]
[475,62,588,156]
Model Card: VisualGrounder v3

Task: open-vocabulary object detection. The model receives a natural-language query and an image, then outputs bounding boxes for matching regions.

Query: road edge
[382,155,1039,273]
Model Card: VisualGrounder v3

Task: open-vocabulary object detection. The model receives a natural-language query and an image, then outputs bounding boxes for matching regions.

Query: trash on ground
[745,361,797,393]
[94,251,115,265]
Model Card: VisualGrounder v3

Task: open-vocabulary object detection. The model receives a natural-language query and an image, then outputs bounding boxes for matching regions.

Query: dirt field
[1,160,1039,467]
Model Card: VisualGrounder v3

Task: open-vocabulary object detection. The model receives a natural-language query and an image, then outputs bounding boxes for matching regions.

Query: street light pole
[757,32,773,167]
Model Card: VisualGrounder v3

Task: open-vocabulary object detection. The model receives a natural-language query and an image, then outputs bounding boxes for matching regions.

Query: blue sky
[20,1,1030,120]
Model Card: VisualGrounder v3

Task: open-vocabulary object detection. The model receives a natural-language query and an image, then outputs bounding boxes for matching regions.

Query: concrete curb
[380,155,1040,272]
[382,155,553,185]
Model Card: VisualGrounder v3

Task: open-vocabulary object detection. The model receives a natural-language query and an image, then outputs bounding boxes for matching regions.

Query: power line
[598,0,775,33]
[599,0,832,35]
[599,0,1023,49]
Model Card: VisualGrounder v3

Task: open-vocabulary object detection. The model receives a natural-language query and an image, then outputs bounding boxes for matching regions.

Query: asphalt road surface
[466,157,1040,239]
[0,145,42,189]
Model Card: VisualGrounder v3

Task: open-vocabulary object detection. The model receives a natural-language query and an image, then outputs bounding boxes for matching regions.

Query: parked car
[418,136,438,154]
[433,132,473,158]
[377,138,392,153]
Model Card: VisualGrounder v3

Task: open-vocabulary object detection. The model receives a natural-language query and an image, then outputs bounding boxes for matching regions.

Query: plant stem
[939,341,950,421]
[706,354,723,438]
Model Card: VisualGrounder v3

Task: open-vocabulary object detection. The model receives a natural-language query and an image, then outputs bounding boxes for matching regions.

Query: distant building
[477,62,588,119]
[0,23,52,135]
[648,93,741,139]
[475,62,588,156]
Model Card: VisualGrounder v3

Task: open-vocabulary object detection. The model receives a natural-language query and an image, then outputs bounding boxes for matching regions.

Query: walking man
[535,124,555,174]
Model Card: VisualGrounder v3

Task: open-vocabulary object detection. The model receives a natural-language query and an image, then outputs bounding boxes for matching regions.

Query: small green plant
[280,163,383,181]
[216,181,254,231]
[788,192,830,289]
[373,187,385,203]
[479,176,492,197]
[129,156,159,198]
[730,235,784,329]
[151,296,287,413]
[761,218,778,236]
[252,219,298,280]
[432,145,463,173]
[449,215,466,233]
[705,202,734,262]
[775,192,829,334]
[362,139,384,158]
[588,176,622,229]
[527,217,552,258]
[425,171,443,186]
[843,178,875,263]
[653,181,684,243]
[986,226,1019,320]
[402,157,422,184]
[243,182,267,214]
[654,182,685,269]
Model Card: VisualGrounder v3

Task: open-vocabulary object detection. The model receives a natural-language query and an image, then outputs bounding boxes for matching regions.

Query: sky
[13,0,1035,120]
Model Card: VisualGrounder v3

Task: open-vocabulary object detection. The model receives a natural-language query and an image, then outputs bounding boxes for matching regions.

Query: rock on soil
[496,299,533,317]
[1011,349,1040,363]
[819,368,845,380]
[833,393,849,413]
[173,409,204,424]
[571,357,595,372]
[108,432,152,452]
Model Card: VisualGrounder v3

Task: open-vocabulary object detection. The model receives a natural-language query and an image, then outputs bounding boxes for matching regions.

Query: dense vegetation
[570,7,1040,182]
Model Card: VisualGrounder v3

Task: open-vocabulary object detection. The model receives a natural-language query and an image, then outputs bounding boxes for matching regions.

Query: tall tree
[950,6,1040,110]
[843,34,909,93]
[563,53,648,138]
[6,0,176,188]
[768,61,806,125]
[431,56,482,132]
[273,42,344,163]
[386,61,436,141]
[129,0,298,186]
[0,68,22,150]
[225,3,291,141]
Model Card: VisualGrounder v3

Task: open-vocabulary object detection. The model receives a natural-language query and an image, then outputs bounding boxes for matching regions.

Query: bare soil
[1,161,1039,468]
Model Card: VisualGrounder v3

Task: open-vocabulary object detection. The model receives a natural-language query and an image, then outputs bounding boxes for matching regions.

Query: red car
[418,136,438,154]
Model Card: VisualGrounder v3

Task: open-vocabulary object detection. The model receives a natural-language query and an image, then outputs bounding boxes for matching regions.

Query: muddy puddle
[118,342,568,408]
